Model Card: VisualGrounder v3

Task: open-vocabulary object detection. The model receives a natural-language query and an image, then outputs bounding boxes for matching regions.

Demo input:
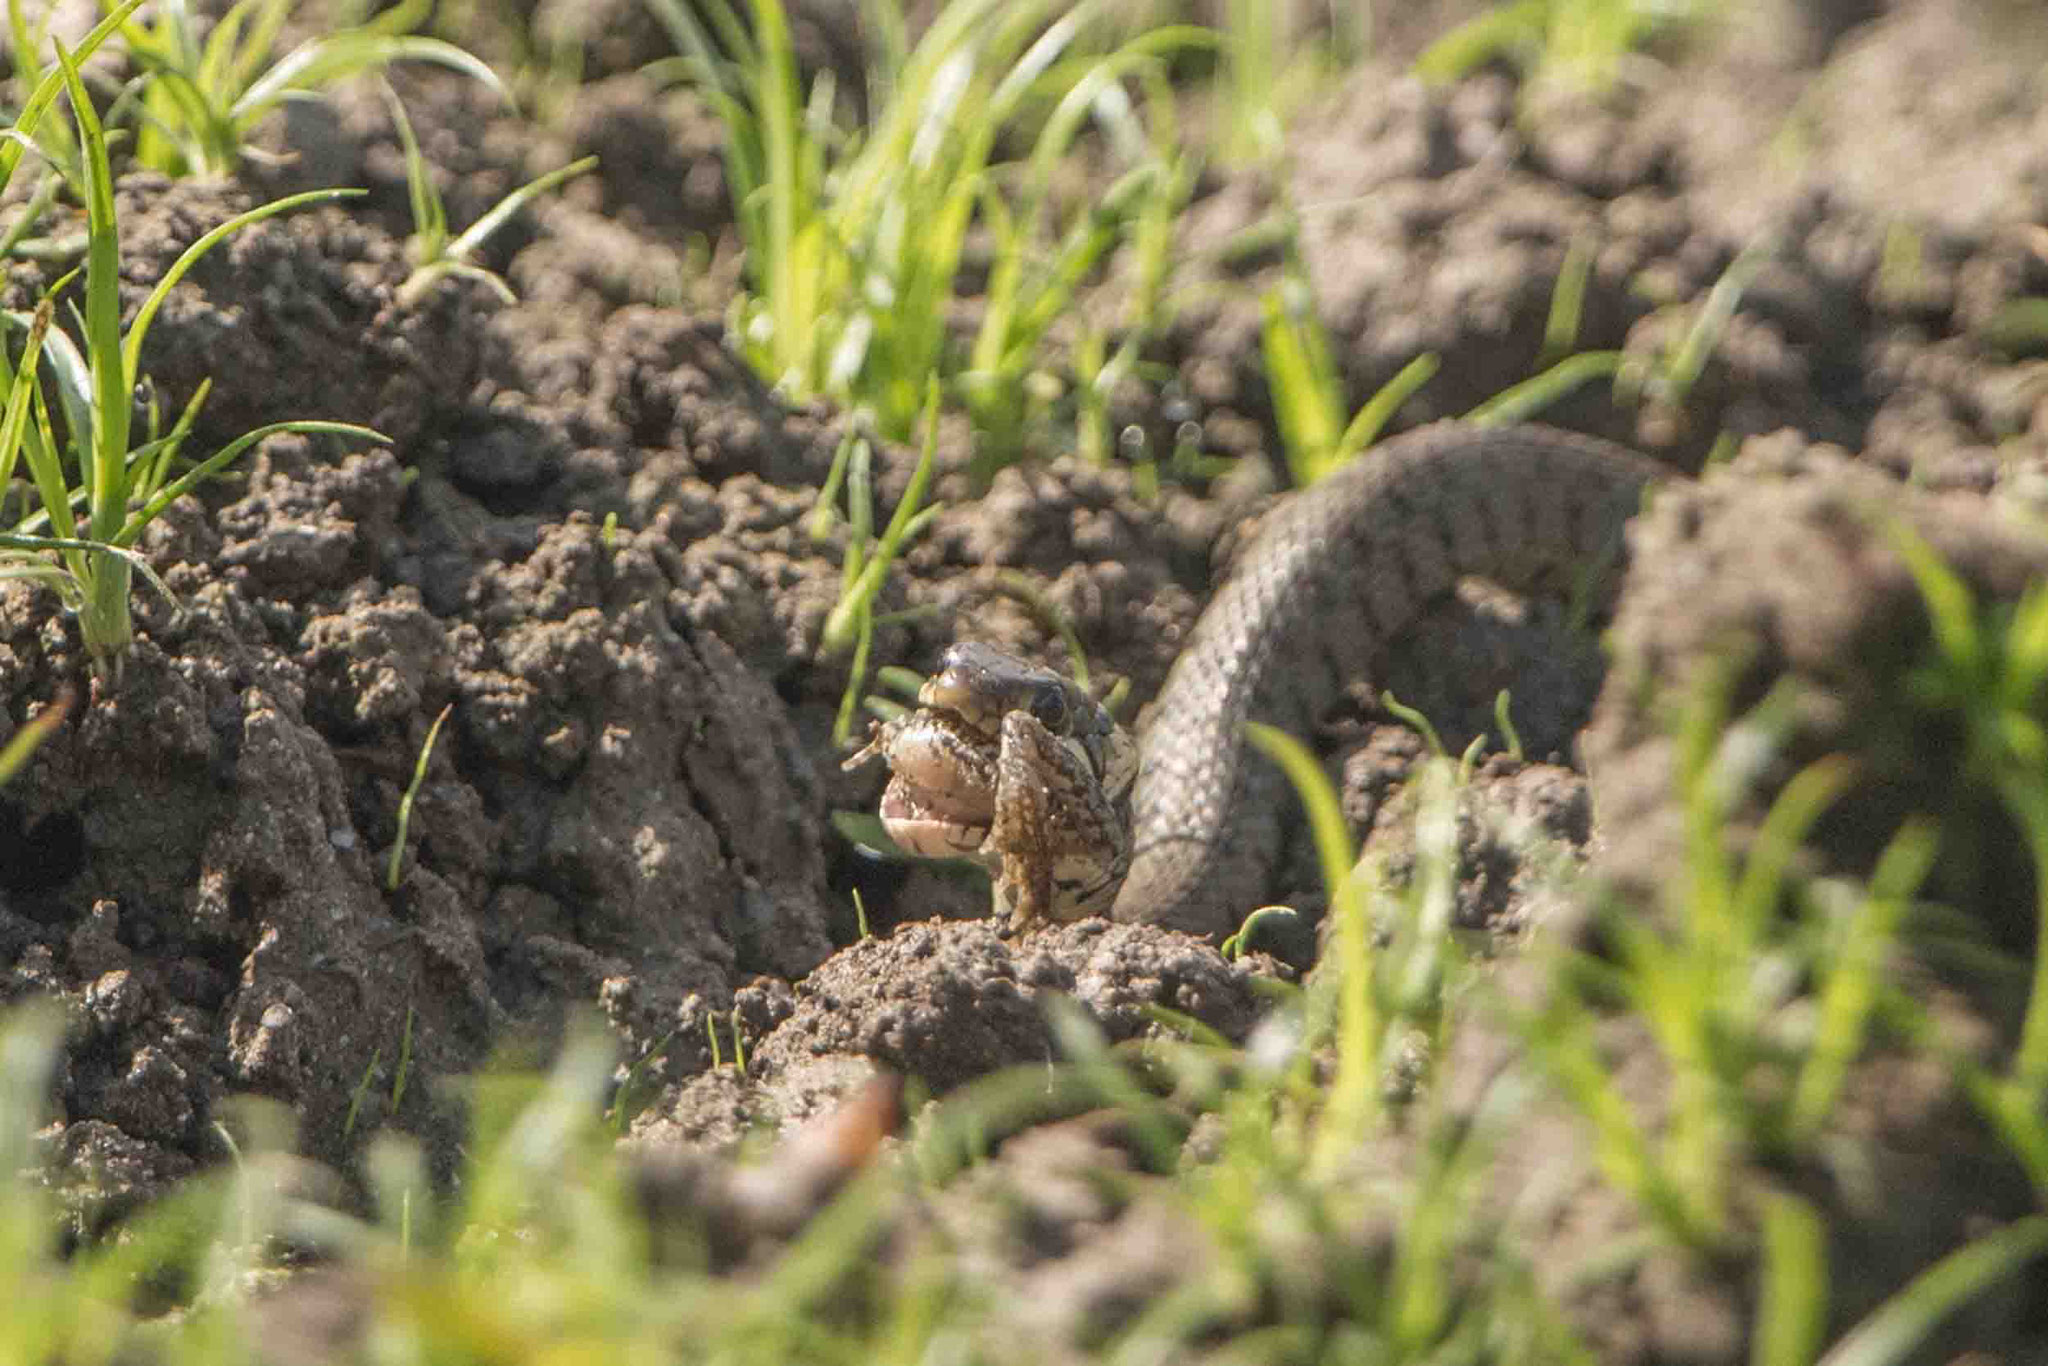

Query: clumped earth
[6,0,2048,1358]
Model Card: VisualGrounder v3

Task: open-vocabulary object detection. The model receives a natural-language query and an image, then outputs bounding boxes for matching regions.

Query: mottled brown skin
[1115,422,1669,935]
[846,642,1138,931]
[856,424,1670,937]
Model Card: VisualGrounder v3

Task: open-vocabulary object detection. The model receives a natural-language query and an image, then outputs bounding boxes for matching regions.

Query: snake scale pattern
[855,422,1673,938]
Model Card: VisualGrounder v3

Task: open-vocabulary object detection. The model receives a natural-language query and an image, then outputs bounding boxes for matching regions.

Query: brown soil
[8,0,2048,1358]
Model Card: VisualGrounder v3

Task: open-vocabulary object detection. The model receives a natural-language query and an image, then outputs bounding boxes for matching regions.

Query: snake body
[856,422,1672,938]
[1112,422,1670,936]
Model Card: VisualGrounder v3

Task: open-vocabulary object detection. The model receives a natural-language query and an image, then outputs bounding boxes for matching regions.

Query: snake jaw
[846,643,1137,929]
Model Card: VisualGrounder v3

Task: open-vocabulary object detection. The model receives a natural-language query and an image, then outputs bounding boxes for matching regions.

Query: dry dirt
[7,0,2048,1359]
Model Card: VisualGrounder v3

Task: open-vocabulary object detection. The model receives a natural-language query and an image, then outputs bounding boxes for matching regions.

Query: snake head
[917,642,1091,737]
[849,643,1138,924]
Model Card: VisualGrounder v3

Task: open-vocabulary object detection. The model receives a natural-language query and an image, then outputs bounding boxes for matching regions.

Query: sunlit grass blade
[20,379,77,545]
[1788,818,1937,1145]
[394,150,598,308]
[1731,755,1854,947]
[388,703,454,891]
[1261,279,1342,485]
[1654,243,1767,410]
[1465,350,1626,426]
[1542,233,1595,365]
[0,689,68,786]
[1754,1193,1828,1366]
[443,156,598,264]
[1884,518,2048,1090]
[1341,352,1439,458]
[0,294,58,494]
[55,38,127,542]
[1244,721,1376,1161]
[1818,1216,2048,1366]
[112,0,501,177]
[384,80,446,261]
[1414,0,1547,84]
[0,0,145,197]
[1519,970,1710,1247]
[231,33,507,132]
[821,377,939,655]
[202,0,291,99]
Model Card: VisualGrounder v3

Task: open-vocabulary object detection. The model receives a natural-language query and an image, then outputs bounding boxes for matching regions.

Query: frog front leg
[985,710,1132,932]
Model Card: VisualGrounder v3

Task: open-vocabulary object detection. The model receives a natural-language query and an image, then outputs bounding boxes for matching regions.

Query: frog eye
[1029,685,1068,730]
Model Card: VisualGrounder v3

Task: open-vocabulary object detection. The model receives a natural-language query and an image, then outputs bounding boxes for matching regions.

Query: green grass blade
[1788,818,1937,1144]
[360,0,433,39]
[55,38,129,540]
[1380,690,1447,757]
[2006,584,2048,701]
[1884,518,1983,693]
[821,377,938,652]
[18,304,92,468]
[443,155,598,263]
[387,703,453,891]
[1494,689,1524,761]
[642,0,750,99]
[1525,977,1707,1246]
[698,0,756,69]
[220,0,296,96]
[231,34,507,128]
[1657,244,1766,409]
[0,0,145,197]
[1339,352,1441,463]
[395,259,517,308]
[1818,1217,2048,1366]
[1244,721,1375,1160]
[196,0,257,92]
[1961,1069,2048,1197]
[0,174,67,261]
[0,128,53,173]
[1542,234,1596,364]
[118,56,226,168]
[1466,350,1626,426]
[1753,1193,1828,1366]
[0,689,67,786]
[5,0,41,81]
[1731,755,1854,947]
[988,5,1088,143]
[1998,776,2048,1092]
[1395,757,1460,1011]
[1261,286,1341,486]
[807,431,859,541]
[0,296,56,496]
[749,0,804,387]
[0,1003,64,1258]
[383,81,447,260]
[20,375,78,542]
[134,376,211,500]
[159,0,201,70]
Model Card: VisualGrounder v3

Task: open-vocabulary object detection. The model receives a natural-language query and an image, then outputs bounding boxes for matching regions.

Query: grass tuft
[0,49,385,678]
[112,0,507,179]
[383,80,596,307]
[386,703,453,892]
[823,379,941,746]
[649,0,1203,459]
[1260,250,1439,485]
